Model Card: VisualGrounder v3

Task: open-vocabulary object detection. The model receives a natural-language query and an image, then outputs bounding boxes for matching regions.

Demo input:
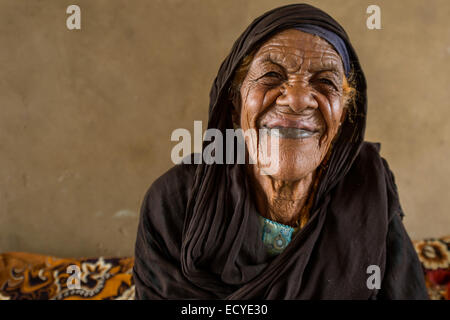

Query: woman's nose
[276,81,318,113]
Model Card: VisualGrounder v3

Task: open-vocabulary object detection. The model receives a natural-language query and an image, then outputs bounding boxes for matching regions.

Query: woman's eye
[258,71,283,86]
[263,71,282,79]
[317,78,337,90]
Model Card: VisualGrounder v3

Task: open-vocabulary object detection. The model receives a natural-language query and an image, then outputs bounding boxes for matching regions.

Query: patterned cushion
[0,252,134,300]
[0,235,449,300]
[413,236,450,300]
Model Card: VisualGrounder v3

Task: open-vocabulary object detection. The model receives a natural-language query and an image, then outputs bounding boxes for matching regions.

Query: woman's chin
[256,159,318,181]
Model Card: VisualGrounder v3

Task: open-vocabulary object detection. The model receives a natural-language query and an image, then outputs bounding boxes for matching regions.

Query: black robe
[133,3,429,299]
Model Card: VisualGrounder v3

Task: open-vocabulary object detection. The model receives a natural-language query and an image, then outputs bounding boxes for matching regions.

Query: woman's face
[237,29,347,181]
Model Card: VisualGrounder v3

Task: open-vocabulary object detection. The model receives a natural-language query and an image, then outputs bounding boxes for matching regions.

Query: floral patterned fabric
[413,236,450,300]
[0,235,449,300]
[0,252,134,300]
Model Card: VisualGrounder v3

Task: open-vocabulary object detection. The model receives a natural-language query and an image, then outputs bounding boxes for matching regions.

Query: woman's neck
[246,165,316,227]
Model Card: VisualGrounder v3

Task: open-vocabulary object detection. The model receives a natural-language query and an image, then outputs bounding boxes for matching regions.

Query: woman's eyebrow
[312,68,341,76]
[308,65,342,77]
[260,53,343,73]
[309,57,343,74]
[258,55,286,70]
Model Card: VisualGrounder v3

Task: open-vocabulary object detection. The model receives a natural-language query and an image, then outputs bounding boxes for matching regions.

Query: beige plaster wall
[0,0,448,258]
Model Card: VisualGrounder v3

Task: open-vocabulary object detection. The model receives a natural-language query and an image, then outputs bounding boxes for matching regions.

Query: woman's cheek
[316,97,332,146]
[240,83,267,130]
[318,95,343,147]
[262,87,282,110]
[328,97,345,137]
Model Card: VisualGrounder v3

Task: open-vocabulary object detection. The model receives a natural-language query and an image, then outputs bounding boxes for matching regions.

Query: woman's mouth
[260,125,319,139]
[258,116,322,139]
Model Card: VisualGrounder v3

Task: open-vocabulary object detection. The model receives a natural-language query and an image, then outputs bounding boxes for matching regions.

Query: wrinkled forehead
[253,29,344,74]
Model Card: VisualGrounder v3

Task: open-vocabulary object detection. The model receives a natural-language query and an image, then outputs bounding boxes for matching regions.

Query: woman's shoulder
[355,141,404,219]
[139,155,198,228]
[357,141,381,161]
[352,141,389,175]
[357,141,396,181]
[135,158,199,263]
[143,160,197,208]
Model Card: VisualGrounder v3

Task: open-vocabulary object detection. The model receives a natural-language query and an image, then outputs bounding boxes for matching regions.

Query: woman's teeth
[260,126,317,139]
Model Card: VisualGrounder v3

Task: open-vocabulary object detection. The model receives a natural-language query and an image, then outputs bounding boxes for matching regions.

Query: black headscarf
[133,3,428,299]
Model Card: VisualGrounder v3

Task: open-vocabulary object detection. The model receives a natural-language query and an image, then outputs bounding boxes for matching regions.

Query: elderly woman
[133,4,428,299]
